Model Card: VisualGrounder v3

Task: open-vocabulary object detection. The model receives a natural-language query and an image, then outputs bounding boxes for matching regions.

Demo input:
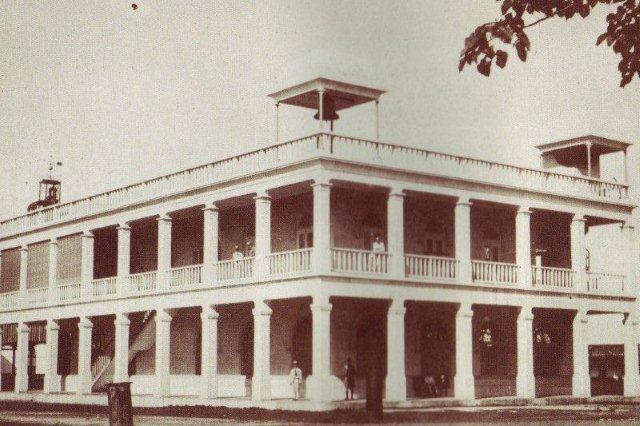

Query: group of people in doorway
[287,357,357,401]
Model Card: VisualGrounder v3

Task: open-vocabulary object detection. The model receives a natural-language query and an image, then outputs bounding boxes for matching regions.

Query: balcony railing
[215,258,254,282]
[331,248,389,275]
[129,271,157,294]
[587,271,626,295]
[26,287,48,306]
[405,254,458,281]
[0,290,20,310]
[0,133,629,237]
[169,264,203,288]
[532,266,574,290]
[57,282,81,302]
[472,261,519,285]
[268,249,312,277]
[92,277,117,298]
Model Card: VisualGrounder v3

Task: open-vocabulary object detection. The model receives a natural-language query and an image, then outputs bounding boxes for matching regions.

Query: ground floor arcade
[1,294,638,404]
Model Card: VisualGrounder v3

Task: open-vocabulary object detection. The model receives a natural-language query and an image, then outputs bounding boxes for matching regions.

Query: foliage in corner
[459,0,640,87]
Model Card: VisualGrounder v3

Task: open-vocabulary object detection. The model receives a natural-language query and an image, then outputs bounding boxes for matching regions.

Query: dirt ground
[0,401,639,425]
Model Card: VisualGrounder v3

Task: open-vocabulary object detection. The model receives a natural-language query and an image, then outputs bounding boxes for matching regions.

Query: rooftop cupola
[536,135,631,183]
[268,77,386,142]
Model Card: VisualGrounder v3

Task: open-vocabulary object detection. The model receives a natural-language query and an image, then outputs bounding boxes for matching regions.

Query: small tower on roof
[268,78,386,143]
[536,135,631,183]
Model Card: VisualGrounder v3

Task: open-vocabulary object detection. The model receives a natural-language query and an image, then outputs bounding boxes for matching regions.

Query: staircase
[91,311,156,392]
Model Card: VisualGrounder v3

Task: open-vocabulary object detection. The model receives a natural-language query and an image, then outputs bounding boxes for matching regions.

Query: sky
[0,1,638,221]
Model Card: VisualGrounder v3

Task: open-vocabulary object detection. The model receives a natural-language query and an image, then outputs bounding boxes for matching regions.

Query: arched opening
[420,321,453,397]
[292,315,312,377]
[240,322,254,378]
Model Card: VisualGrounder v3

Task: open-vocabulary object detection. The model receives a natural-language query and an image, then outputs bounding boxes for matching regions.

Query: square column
[254,192,271,280]
[44,320,60,393]
[252,300,272,401]
[48,239,58,304]
[308,298,332,402]
[621,224,636,295]
[387,190,405,280]
[570,216,587,292]
[454,304,474,399]
[202,204,219,285]
[312,179,332,275]
[516,208,532,288]
[81,232,94,299]
[385,299,406,402]
[15,322,29,393]
[19,246,28,298]
[623,314,640,396]
[455,199,473,283]
[155,309,173,397]
[116,224,131,296]
[200,306,219,399]
[516,307,535,397]
[113,313,131,383]
[77,317,93,394]
[572,311,590,397]
[157,215,172,291]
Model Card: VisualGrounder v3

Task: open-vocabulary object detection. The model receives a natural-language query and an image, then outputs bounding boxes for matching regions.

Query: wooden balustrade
[587,271,626,294]
[215,258,255,282]
[92,277,117,298]
[531,266,574,289]
[405,254,458,281]
[57,282,82,302]
[268,249,312,277]
[129,271,157,294]
[331,248,389,274]
[472,260,519,285]
[169,264,203,287]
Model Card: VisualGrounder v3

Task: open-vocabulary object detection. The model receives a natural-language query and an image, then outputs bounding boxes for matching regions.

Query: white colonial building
[0,78,638,408]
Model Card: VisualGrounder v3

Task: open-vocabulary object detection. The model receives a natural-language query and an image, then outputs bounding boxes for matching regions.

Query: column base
[454,374,475,400]
[306,374,335,402]
[385,375,407,402]
[516,375,535,398]
[572,374,591,397]
[251,375,271,401]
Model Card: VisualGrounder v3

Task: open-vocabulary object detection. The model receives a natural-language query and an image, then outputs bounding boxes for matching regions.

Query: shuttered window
[0,248,20,292]
[27,241,49,289]
[57,234,81,286]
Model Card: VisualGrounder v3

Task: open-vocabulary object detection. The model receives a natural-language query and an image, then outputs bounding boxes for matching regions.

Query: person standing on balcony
[246,240,255,258]
[372,236,386,272]
[289,360,303,401]
[232,245,244,260]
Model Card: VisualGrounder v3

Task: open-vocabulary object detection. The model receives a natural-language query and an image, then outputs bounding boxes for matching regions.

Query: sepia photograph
[0,1,639,424]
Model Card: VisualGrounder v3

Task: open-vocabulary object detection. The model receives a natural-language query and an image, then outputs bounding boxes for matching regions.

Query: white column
[15,322,29,393]
[19,246,28,297]
[77,317,93,394]
[387,189,405,280]
[624,314,640,396]
[318,89,325,131]
[48,239,58,304]
[312,179,332,275]
[516,208,532,288]
[157,214,172,291]
[309,298,332,402]
[275,102,280,143]
[202,204,219,285]
[455,199,473,283]
[375,100,380,140]
[200,306,219,399]
[386,299,407,402]
[252,300,272,401]
[254,192,271,280]
[572,311,590,397]
[454,303,474,399]
[516,306,535,398]
[621,224,636,295]
[116,224,131,296]
[44,319,60,393]
[155,309,172,397]
[113,313,130,383]
[571,216,587,292]
[81,231,94,299]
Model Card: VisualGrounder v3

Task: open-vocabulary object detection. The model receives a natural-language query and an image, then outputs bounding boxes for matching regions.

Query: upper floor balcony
[0,178,634,314]
[0,133,631,239]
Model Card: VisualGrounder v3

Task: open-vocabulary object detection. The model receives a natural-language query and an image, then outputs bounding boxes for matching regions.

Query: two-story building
[0,78,638,408]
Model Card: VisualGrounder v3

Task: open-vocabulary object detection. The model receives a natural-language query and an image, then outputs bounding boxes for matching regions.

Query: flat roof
[267,77,386,111]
